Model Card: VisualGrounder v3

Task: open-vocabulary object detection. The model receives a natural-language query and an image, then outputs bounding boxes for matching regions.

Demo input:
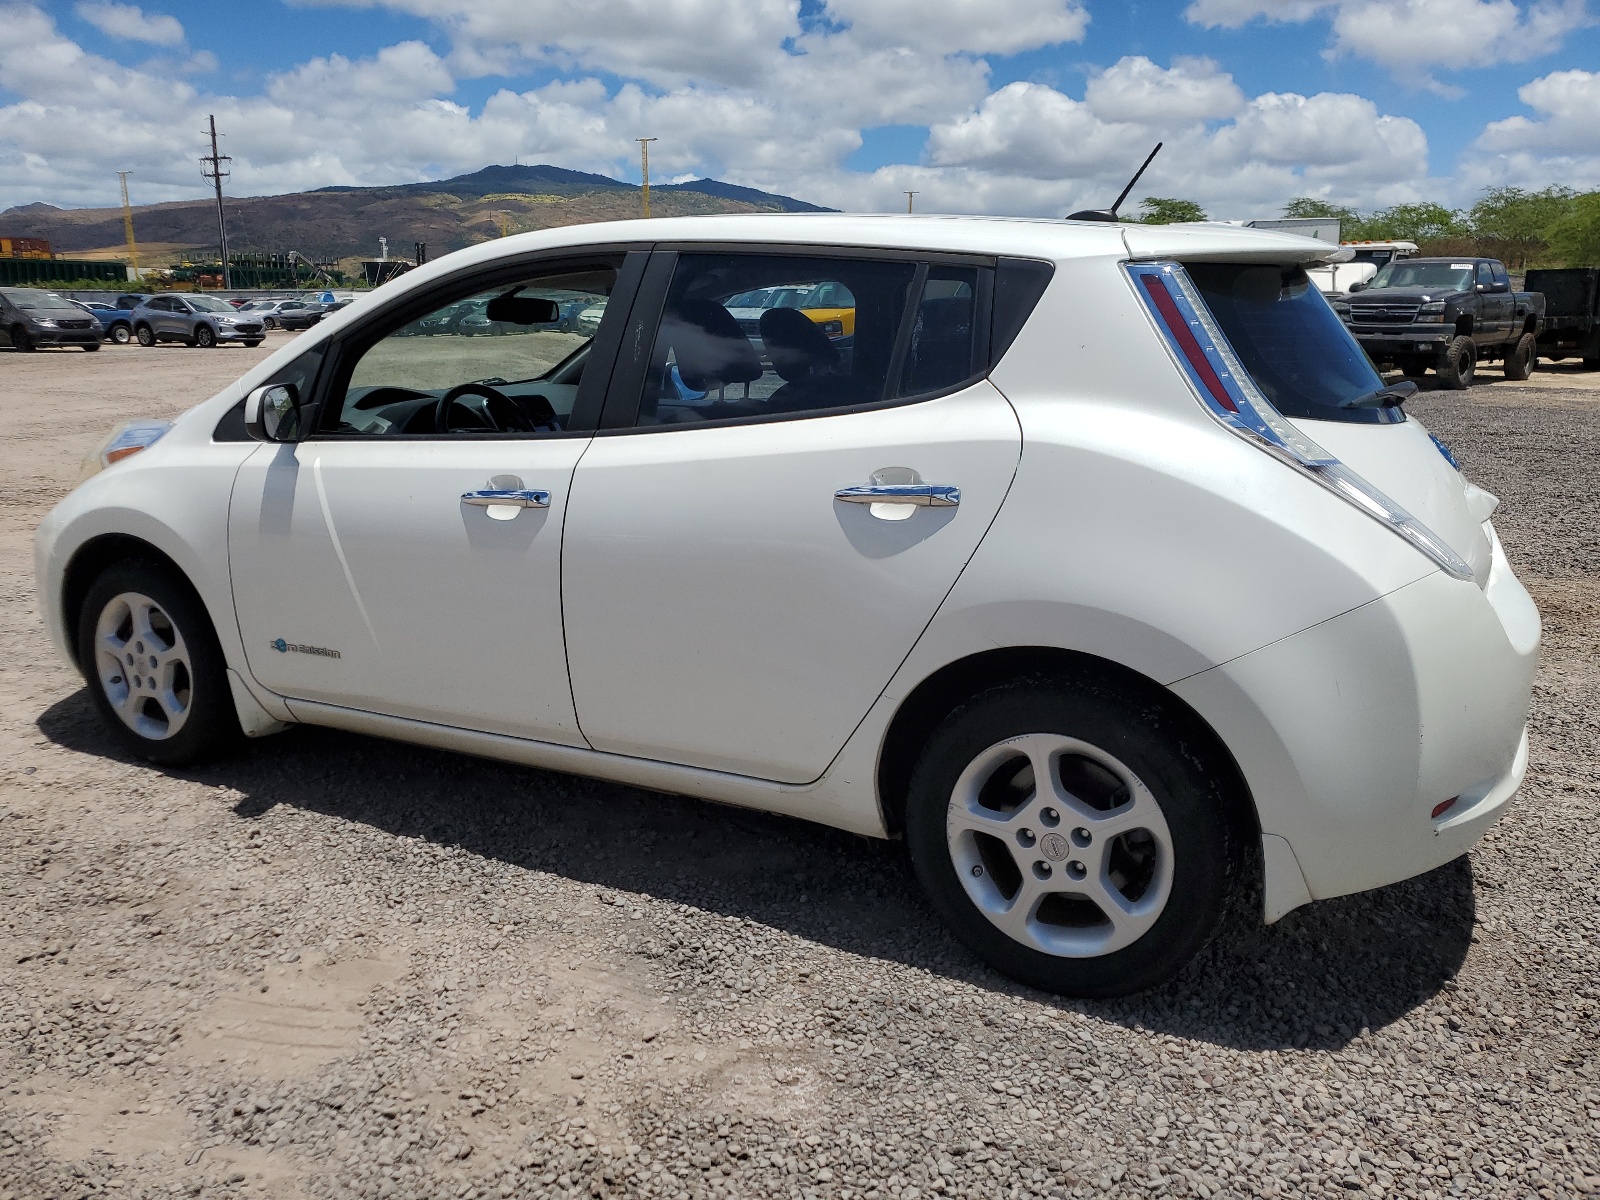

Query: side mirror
[1348,280,1367,293]
[1492,280,1510,293]
[244,383,303,442]
[1475,282,1488,293]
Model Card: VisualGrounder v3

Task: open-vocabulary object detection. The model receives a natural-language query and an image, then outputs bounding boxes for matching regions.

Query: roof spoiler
[1067,143,1162,223]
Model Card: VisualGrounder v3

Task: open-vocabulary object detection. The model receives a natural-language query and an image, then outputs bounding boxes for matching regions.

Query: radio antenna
[1067,142,1163,223]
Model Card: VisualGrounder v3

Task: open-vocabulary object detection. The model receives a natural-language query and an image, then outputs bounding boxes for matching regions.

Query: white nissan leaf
[35,215,1539,996]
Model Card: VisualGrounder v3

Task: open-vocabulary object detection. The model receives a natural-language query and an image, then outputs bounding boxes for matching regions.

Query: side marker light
[1431,797,1459,819]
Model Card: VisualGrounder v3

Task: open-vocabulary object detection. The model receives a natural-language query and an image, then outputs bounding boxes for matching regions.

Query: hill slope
[0,165,835,263]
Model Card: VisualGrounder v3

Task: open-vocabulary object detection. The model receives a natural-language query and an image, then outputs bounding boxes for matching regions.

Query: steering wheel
[434,382,537,433]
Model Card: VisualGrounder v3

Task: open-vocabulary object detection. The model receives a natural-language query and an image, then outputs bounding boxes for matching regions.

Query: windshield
[2,289,78,311]
[187,295,237,312]
[1368,262,1474,291]
[1186,262,1399,426]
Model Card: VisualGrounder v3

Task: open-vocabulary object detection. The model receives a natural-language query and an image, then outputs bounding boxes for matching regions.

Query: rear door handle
[461,489,550,509]
[834,483,959,508]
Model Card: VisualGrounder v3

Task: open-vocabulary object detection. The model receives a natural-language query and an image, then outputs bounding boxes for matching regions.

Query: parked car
[130,294,265,348]
[1331,256,1545,387]
[36,217,1538,997]
[234,299,313,330]
[278,299,353,332]
[0,287,101,350]
[1526,267,1600,369]
[70,299,129,343]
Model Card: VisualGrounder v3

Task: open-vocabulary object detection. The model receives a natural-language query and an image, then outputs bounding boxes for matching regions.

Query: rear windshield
[1369,262,1474,291]
[1185,262,1399,426]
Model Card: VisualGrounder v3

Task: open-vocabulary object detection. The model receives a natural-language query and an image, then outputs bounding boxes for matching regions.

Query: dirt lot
[1,338,1598,1200]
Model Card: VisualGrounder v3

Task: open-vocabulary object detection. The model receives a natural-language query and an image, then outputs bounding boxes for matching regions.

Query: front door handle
[834,483,960,508]
[461,489,550,509]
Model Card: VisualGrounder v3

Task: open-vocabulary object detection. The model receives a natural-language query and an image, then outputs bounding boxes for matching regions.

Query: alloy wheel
[92,591,194,741]
[945,733,1174,958]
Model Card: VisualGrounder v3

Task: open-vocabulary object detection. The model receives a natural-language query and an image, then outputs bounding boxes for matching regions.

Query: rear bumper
[1172,522,1538,914]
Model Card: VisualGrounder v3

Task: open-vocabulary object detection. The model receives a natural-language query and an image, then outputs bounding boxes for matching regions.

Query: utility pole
[199,115,232,288]
[116,171,140,277]
[905,191,918,213]
[637,137,657,218]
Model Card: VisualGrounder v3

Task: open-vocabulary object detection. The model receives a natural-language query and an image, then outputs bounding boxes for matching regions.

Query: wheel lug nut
[1072,827,1092,847]
[1040,807,1060,827]
[1016,828,1036,848]
[1032,861,1052,880]
[1067,861,1087,880]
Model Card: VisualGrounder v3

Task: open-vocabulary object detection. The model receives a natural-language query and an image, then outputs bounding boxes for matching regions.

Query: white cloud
[75,1,184,46]
[1184,0,1592,72]
[268,41,455,108]
[821,0,1089,56]
[1461,68,1600,191]
[1084,56,1244,123]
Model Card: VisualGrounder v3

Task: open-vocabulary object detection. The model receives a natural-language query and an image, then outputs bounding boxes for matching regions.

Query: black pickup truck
[1527,267,1600,369]
[1331,257,1545,388]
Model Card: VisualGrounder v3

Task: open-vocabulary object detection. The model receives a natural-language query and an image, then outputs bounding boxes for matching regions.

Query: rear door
[561,249,1021,783]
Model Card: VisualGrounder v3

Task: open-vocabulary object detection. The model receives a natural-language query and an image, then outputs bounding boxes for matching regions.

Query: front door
[229,254,637,745]
[562,249,1022,783]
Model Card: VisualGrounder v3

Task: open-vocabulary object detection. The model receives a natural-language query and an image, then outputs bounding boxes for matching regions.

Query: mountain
[0,165,835,265]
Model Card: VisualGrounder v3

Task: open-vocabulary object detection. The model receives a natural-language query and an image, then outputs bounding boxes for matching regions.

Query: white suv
[35,215,1538,996]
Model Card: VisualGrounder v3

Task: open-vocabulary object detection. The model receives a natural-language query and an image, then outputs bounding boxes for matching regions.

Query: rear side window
[1184,262,1400,426]
[633,253,987,429]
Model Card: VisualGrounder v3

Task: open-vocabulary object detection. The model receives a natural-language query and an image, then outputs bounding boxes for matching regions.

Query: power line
[199,114,232,288]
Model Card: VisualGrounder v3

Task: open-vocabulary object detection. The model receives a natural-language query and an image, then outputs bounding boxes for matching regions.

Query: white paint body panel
[33,214,1538,930]
[562,381,1021,782]
[229,438,589,744]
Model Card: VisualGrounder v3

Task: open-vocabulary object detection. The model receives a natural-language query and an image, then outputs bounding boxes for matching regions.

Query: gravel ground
[1,342,1597,1200]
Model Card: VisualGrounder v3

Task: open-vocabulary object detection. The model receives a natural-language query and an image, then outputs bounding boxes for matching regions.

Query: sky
[2,0,1598,220]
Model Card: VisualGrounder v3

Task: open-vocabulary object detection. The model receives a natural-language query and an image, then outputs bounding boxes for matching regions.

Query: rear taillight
[1127,261,1473,583]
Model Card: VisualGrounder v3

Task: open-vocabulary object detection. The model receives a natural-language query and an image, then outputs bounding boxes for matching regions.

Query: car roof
[358,213,1348,307]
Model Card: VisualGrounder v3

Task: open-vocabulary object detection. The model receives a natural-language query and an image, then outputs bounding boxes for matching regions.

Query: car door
[561,249,1023,783]
[1476,261,1509,341]
[228,249,646,745]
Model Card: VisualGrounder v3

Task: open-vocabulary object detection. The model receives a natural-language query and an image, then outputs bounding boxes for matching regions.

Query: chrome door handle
[834,483,960,507]
[461,489,550,509]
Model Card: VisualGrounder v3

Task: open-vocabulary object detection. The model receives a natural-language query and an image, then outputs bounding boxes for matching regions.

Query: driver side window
[330,263,618,437]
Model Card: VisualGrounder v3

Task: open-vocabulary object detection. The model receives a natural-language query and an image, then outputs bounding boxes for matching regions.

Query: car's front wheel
[905,677,1239,997]
[76,561,242,766]
[194,325,216,348]
[1436,335,1476,389]
[262,316,278,330]
[82,341,101,352]
[10,325,34,352]
[135,324,155,347]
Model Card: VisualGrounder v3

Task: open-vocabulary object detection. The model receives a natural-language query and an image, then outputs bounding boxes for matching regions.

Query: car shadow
[37,690,1474,1053]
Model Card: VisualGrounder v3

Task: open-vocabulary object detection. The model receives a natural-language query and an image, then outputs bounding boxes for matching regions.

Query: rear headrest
[666,300,763,389]
[760,307,838,383]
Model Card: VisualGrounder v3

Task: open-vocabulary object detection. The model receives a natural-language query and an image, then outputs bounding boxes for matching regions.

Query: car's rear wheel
[109,323,132,345]
[10,325,34,352]
[76,561,241,766]
[1503,333,1537,381]
[905,677,1239,998]
[194,325,216,349]
[135,324,155,347]
[1436,335,1476,390]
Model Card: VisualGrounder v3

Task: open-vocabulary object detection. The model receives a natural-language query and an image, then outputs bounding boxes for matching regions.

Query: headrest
[666,300,763,389]
[760,307,838,383]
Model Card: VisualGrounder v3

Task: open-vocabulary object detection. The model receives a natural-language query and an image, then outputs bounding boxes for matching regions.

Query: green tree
[1136,197,1207,224]
[1546,192,1600,266]
[1467,185,1577,268]
[1283,197,1359,223]
[1360,202,1464,243]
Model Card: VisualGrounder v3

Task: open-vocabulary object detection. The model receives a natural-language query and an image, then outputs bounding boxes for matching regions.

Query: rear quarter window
[1184,262,1400,426]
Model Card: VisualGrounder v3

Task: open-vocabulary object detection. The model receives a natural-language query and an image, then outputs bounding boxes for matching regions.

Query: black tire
[135,324,155,347]
[82,341,101,352]
[1503,333,1537,381]
[194,325,216,349]
[76,560,242,766]
[904,677,1241,998]
[1400,360,1429,379]
[263,316,278,330]
[110,323,132,345]
[243,339,262,348]
[1582,354,1600,372]
[1436,335,1476,390]
[11,325,34,352]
